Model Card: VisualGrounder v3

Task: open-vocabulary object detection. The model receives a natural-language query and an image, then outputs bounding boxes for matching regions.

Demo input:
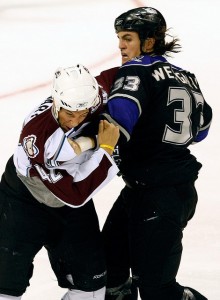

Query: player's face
[58,108,89,132]
[117,31,141,64]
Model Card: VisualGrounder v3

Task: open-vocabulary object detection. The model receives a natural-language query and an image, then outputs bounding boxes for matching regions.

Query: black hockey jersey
[103,55,212,185]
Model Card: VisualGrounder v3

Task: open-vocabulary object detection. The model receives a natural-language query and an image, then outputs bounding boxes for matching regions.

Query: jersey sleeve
[103,64,148,142]
[193,100,212,143]
[96,67,119,96]
[14,101,119,208]
[33,148,119,208]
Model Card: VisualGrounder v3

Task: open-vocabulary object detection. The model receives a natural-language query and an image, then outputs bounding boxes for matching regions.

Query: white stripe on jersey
[13,99,119,207]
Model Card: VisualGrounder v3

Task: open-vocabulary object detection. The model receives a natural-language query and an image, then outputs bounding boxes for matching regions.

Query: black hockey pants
[0,157,106,296]
[102,182,198,300]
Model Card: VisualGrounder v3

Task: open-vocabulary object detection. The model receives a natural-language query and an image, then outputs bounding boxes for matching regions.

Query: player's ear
[142,38,155,53]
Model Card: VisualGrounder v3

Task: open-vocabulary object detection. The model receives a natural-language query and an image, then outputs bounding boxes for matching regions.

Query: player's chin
[61,125,70,132]
[122,59,126,65]
[122,56,130,64]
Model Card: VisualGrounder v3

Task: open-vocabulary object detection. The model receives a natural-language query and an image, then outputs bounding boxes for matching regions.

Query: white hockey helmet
[52,64,100,113]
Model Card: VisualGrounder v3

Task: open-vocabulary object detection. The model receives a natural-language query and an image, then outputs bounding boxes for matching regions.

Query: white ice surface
[0,0,219,299]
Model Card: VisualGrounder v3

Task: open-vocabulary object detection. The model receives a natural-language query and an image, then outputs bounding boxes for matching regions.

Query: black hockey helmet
[114,7,166,40]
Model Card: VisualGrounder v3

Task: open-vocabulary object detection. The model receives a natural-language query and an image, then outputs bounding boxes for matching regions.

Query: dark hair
[114,7,182,57]
[152,27,182,56]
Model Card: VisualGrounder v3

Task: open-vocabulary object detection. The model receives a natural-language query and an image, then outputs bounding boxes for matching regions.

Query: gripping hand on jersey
[98,120,120,155]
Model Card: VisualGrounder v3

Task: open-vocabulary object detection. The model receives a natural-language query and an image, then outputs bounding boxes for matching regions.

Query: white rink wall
[0,0,219,299]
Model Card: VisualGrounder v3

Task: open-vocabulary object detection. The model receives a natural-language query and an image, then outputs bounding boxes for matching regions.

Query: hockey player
[0,64,120,300]
[97,7,212,300]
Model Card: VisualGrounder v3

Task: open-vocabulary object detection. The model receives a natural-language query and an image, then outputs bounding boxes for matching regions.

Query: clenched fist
[98,120,120,155]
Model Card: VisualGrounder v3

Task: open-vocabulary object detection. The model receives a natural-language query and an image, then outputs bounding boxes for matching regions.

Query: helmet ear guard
[52,64,100,114]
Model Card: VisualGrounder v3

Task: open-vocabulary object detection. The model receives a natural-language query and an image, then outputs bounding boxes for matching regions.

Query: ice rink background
[0,0,219,299]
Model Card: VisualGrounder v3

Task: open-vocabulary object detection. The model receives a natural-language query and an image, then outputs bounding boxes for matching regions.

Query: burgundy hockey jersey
[14,97,119,207]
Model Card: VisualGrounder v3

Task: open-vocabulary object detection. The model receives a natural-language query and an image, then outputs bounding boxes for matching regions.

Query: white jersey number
[35,164,63,183]
[163,87,204,145]
[111,76,140,92]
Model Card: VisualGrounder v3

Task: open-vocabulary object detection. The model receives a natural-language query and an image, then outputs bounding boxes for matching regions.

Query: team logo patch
[132,55,144,62]
[23,134,39,158]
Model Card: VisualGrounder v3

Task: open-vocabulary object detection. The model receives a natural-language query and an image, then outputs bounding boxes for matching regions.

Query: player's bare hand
[67,138,82,155]
[98,120,120,155]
